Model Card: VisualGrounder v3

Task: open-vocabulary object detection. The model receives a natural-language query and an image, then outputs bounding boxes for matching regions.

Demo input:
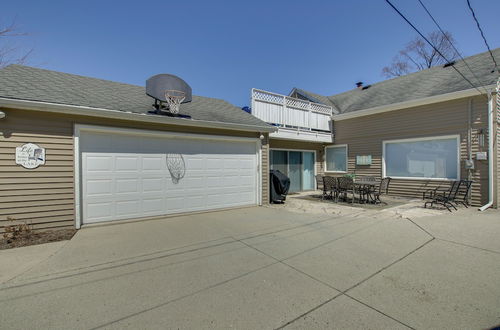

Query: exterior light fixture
[477,129,485,148]
[0,110,5,119]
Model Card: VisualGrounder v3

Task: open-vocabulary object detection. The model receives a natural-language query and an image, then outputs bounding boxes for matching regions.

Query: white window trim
[324,144,348,173]
[382,134,461,181]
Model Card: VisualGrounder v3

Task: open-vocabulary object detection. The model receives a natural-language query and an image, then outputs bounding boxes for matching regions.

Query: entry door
[80,129,258,224]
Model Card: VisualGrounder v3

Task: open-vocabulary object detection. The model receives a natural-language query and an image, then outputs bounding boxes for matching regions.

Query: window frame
[324,144,348,173]
[382,135,461,181]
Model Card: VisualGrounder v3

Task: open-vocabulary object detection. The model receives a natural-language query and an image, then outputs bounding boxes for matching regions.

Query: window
[383,136,459,180]
[325,145,347,172]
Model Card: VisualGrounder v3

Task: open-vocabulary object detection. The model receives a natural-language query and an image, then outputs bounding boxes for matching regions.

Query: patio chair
[372,177,391,204]
[424,180,461,212]
[337,176,355,203]
[315,174,325,195]
[422,182,453,200]
[323,176,338,201]
[454,180,473,208]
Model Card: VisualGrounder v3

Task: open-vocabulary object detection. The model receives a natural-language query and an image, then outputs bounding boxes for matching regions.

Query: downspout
[479,91,495,211]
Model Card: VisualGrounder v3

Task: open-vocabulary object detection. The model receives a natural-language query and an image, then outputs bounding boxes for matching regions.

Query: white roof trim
[332,85,495,121]
[0,97,277,133]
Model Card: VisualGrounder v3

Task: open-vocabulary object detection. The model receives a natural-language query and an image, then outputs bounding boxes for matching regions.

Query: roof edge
[332,85,495,121]
[0,97,277,133]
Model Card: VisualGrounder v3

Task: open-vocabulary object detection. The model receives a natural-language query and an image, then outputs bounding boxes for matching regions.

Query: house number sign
[15,143,46,169]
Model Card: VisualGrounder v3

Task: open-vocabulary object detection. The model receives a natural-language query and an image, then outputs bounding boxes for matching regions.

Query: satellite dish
[146,74,192,103]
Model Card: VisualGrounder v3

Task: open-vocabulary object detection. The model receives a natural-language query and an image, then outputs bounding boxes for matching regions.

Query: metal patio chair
[372,177,391,204]
[424,180,461,212]
[454,180,473,208]
[337,176,355,203]
[323,176,338,201]
[316,174,325,196]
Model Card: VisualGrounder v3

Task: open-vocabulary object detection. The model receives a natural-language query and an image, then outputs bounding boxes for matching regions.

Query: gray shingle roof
[0,65,271,129]
[295,48,500,114]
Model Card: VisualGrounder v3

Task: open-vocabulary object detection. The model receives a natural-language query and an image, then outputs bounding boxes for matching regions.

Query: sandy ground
[268,191,451,220]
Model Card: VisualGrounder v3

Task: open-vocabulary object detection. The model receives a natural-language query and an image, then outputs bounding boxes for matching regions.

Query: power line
[384,0,487,97]
[466,0,498,73]
[417,0,489,95]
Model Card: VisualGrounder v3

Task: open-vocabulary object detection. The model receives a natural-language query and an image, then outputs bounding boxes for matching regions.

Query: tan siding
[261,135,269,204]
[332,96,489,207]
[0,109,73,233]
[0,108,263,232]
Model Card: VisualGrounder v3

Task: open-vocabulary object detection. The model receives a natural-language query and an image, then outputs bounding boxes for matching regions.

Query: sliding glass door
[270,150,315,192]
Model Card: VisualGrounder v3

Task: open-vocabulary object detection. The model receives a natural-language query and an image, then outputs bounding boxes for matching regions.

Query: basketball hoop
[164,90,186,114]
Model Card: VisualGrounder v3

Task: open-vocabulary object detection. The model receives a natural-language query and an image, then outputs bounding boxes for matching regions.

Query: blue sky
[2,0,499,107]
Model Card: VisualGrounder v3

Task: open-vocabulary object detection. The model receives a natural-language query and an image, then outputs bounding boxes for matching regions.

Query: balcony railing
[251,88,333,132]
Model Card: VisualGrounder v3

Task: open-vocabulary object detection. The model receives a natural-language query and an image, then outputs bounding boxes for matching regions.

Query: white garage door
[79,128,259,224]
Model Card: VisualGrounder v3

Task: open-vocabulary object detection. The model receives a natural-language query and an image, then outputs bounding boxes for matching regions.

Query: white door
[79,128,258,224]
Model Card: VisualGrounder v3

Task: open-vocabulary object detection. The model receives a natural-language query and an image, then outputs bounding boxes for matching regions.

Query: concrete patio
[0,206,499,329]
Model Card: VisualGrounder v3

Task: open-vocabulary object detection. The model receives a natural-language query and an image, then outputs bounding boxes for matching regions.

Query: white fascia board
[332,85,495,121]
[270,128,333,143]
[0,97,277,133]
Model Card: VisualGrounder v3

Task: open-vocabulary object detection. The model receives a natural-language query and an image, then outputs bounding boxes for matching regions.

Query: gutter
[333,85,495,121]
[479,82,497,211]
[0,97,277,133]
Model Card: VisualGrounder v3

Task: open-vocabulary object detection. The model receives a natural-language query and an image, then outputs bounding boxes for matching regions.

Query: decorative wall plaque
[15,143,46,169]
[356,155,372,165]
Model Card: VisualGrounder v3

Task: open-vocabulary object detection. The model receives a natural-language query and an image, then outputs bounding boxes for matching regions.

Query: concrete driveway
[0,206,499,329]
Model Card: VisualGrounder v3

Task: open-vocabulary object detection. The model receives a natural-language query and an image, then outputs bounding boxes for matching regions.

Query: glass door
[288,151,302,193]
[270,150,315,192]
[302,152,315,190]
[270,150,288,176]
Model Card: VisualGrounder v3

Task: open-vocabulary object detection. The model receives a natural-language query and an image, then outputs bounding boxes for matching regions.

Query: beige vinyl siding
[0,110,74,232]
[1,108,264,232]
[261,135,269,204]
[332,96,490,207]
[269,140,326,178]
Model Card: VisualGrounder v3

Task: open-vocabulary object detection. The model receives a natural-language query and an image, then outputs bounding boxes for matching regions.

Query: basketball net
[164,90,186,114]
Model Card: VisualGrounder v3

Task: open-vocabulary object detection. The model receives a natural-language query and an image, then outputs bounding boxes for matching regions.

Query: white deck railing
[251,88,332,132]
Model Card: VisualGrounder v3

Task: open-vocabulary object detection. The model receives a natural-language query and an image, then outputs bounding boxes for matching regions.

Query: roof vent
[146,74,192,116]
[443,61,456,68]
[362,85,371,90]
[356,81,363,88]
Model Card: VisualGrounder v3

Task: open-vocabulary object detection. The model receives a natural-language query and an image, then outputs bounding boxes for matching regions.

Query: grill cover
[269,170,290,203]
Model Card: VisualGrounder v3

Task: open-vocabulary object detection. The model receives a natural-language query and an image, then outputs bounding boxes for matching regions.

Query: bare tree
[0,20,32,68]
[382,31,459,78]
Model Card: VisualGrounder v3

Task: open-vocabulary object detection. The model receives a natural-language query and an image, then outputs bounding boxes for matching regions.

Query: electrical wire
[384,0,488,98]
[417,0,490,95]
[466,0,498,73]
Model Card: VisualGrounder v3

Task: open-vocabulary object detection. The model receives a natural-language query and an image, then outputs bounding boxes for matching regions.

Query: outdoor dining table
[353,180,378,203]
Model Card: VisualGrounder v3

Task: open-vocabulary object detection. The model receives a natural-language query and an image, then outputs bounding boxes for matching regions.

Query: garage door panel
[115,156,140,171]
[85,155,113,172]
[142,178,164,193]
[86,179,113,196]
[85,201,115,222]
[80,130,258,224]
[115,178,139,194]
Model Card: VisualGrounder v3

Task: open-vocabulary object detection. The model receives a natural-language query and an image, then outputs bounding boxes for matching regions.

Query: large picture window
[383,136,459,180]
[325,145,347,172]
